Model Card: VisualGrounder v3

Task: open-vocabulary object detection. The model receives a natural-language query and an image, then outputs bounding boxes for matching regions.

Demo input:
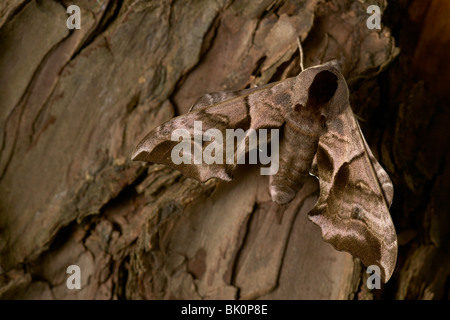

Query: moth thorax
[289,70,338,129]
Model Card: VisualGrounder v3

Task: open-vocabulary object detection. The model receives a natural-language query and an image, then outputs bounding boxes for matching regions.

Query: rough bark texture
[0,0,448,299]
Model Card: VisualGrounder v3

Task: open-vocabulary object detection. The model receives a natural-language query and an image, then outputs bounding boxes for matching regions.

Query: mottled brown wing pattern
[132,78,296,182]
[309,106,397,282]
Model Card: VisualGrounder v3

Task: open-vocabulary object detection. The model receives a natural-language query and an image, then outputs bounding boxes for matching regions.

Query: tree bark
[0,0,448,300]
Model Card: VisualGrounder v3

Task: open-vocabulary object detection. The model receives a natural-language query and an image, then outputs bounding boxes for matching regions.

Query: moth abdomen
[269,116,320,205]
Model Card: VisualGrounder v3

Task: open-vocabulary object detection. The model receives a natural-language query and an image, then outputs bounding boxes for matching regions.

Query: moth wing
[309,105,397,283]
[132,79,294,182]
[189,86,265,112]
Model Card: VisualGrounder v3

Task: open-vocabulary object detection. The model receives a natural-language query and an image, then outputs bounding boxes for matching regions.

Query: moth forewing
[131,77,296,182]
[308,106,397,283]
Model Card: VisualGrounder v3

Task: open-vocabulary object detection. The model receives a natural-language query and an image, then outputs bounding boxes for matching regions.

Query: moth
[131,50,397,283]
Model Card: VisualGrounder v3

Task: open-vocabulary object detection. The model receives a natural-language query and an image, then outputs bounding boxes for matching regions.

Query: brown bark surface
[0,0,448,299]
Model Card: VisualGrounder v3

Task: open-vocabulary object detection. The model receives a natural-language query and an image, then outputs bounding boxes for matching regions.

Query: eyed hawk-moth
[131,58,397,283]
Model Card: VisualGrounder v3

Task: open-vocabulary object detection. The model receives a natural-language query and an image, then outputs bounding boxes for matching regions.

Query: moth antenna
[353,113,366,122]
[297,37,304,72]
